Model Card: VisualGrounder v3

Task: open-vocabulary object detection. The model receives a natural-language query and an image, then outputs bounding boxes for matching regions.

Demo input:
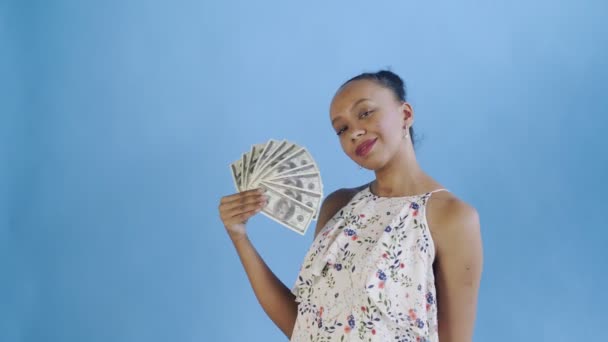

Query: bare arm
[219,189,297,337]
[219,187,358,339]
[431,199,483,342]
[230,235,299,338]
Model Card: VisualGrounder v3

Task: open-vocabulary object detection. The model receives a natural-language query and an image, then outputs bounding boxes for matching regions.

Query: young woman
[218,70,483,342]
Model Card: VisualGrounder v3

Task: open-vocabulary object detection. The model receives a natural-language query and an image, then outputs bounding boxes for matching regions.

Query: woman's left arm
[433,200,483,342]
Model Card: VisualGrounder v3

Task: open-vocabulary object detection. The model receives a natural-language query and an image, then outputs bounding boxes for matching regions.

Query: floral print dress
[290,186,448,342]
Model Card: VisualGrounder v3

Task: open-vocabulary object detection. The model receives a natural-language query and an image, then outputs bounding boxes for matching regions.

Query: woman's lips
[355,138,377,157]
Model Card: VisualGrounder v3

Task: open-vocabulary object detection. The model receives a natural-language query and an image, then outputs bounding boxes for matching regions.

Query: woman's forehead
[330,80,388,115]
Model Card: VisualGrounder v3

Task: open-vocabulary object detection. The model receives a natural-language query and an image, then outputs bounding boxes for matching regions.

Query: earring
[402,126,409,139]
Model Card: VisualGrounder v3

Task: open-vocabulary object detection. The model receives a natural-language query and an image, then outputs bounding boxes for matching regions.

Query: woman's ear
[400,102,414,126]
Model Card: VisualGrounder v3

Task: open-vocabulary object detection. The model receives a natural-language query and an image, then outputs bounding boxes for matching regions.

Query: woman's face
[329,80,414,170]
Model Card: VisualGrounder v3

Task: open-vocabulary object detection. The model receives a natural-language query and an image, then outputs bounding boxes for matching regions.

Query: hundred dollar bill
[262,180,321,208]
[245,143,265,189]
[251,139,279,181]
[260,184,315,235]
[230,159,244,191]
[249,140,287,184]
[261,180,322,219]
[266,172,323,194]
[267,163,318,180]
[241,152,250,190]
[253,147,313,187]
[250,142,298,185]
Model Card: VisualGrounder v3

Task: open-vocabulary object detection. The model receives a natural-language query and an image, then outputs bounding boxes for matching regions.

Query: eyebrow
[331,98,371,125]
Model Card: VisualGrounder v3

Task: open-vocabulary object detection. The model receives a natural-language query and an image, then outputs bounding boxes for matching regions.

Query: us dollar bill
[266,163,318,180]
[241,152,250,190]
[252,147,314,187]
[250,142,298,185]
[266,172,323,194]
[260,184,315,235]
[230,159,244,191]
[251,139,278,180]
[246,143,265,189]
[261,180,322,219]
[252,140,287,179]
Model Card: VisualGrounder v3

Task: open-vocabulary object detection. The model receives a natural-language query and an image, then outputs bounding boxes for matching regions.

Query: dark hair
[339,70,418,149]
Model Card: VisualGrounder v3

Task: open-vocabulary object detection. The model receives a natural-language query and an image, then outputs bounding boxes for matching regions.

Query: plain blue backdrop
[2,0,607,341]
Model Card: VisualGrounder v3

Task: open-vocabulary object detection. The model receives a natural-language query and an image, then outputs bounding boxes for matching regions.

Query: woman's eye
[360,110,373,118]
[336,127,347,136]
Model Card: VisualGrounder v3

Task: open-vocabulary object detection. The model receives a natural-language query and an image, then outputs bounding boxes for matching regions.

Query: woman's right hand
[218,188,268,241]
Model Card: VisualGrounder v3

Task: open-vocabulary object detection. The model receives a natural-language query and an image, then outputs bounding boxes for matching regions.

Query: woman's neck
[371,151,432,197]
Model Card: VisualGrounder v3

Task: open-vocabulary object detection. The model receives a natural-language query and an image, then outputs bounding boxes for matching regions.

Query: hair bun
[376,70,404,88]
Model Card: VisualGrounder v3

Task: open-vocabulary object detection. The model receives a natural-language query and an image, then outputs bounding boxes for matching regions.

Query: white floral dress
[290,186,448,342]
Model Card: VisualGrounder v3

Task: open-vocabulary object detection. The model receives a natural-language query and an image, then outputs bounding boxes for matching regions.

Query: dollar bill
[260,184,315,235]
[261,180,322,219]
[252,147,313,187]
[241,152,250,190]
[251,139,279,180]
[230,159,244,191]
[246,143,265,189]
[266,163,318,180]
[266,172,323,194]
[250,142,298,185]
[250,140,286,184]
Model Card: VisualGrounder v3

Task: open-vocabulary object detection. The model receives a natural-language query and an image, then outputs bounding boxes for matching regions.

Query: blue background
[2,0,607,341]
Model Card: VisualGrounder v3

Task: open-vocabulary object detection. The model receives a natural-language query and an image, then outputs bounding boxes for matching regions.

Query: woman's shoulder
[426,190,481,253]
[427,190,478,228]
[312,183,370,237]
[327,183,369,202]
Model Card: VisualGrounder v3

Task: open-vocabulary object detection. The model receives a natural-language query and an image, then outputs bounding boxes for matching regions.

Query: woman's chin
[355,158,384,171]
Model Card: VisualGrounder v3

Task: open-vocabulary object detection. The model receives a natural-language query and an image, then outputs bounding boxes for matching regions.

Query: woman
[218,70,483,341]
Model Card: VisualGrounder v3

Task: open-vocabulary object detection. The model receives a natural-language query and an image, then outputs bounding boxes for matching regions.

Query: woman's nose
[350,127,366,141]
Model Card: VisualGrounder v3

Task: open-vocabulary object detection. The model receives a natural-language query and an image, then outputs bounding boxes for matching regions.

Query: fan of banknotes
[229,139,324,235]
